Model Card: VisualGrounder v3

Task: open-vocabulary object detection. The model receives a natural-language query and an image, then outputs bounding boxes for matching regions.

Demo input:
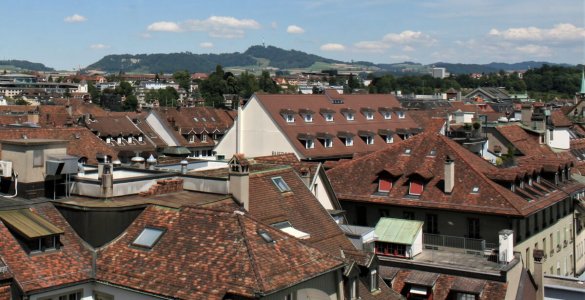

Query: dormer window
[285,114,295,123]
[298,133,315,149]
[303,114,313,122]
[138,135,143,142]
[383,111,392,119]
[359,130,375,145]
[0,209,64,254]
[305,139,314,149]
[397,111,406,119]
[386,136,394,144]
[338,131,355,147]
[324,138,332,148]
[127,136,133,144]
[189,134,195,143]
[299,109,314,123]
[280,109,296,123]
[345,137,353,146]
[361,108,375,120]
[106,137,111,144]
[325,113,333,121]
[409,179,424,196]
[341,108,356,121]
[116,136,122,144]
[201,134,207,143]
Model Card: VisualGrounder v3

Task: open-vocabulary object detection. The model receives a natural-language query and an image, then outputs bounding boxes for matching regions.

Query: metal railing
[423,233,488,252]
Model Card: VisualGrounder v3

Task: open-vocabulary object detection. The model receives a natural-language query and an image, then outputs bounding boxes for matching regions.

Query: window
[378,177,392,192]
[303,114,313,122]
[345,137,353,146]
[193,117,199,122]
[305,139,314,149]
[285,114,294,123]
[455,293,476,300]
[370,269,378,291]
[397,111,405,119]
[345,113,354,121]
[138,135,143,142]
[325,113,334,122]
[365,111,374,120]
[284,294,293,300]
[409,179,424,195]
[379,209,390,217]
[41,290,83,300]
[468,218,480,239]
[201,135,207,142]
[383,111,392,119]
[106,137,111,144]
[189,134,195,143]
[425,214,438,234]
[272,176,291,192]
[128,136,133,143]
[385,135,394,144]
[324,138,333,148]
[404,148,411,155]
[365,135,374,145]
[471,186,480,194]
[133,227,165,248]
[33,149,44,167]
[117,137,122,144]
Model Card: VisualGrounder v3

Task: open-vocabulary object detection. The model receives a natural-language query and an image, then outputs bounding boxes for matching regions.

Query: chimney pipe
[444,156,455,194]
[180,160,188,175]
[533,249,545,300]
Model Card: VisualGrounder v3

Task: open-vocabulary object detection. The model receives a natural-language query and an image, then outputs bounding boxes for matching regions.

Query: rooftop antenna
[262,38,265,48]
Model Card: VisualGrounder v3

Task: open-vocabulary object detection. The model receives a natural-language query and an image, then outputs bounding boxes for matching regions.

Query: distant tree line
[367,64,583,100]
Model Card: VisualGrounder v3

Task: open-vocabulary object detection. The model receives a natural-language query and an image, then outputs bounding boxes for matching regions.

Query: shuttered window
[409,179,424,195]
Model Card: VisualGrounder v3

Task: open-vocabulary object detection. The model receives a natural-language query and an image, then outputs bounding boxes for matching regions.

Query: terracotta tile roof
[253,91,420,159]
[53,98,108,118]
[0,127,117,164]
[407,110,449,132]
[248,166,356,256]
[97,205,343,299]
[0,203,93,294]
[389,269,507,300]
[86,115,142,136]
[254,153,321,182]
[550,110,573,127]
[450,101,495,113]
[327,131,583,217]
[38,105,73,127]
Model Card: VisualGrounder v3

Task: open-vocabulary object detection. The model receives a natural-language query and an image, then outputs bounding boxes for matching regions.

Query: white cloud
[402,45,415,52]
[389,54,411,61]
[515,44,552,56]
[353,41,389,52]
[271,21,278,29]
[64,14,87,23]
[147,21,182,32]
[489,23,585,42]
[147,16,260,38]
[200,42,214,48]
[90,44,110,50]
[382,30,435,44]
[287,25,305,34]
[140,32,152,39]
[320,43,346,51]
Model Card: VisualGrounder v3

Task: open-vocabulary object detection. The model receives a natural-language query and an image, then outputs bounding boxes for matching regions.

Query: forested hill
[0,60,54,72]
[86,45,343,73]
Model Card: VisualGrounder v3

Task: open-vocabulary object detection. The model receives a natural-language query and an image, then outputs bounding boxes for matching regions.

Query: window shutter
[409,180,424,195]
[378,178,392,192]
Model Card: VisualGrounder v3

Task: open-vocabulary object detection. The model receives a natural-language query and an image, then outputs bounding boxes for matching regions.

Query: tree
[173,70,191,93]
[114,81,133,97]
[123,94,138,111]
[259,71,280,93]
[238,71,259,98]
[88,82,101,103]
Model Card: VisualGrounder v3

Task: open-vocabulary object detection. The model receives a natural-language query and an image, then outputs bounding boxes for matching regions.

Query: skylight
[133,227,165,248]
[404,148,412,154]
[258,229,275,243]
[471,186,480,193]
[272,176,291,192]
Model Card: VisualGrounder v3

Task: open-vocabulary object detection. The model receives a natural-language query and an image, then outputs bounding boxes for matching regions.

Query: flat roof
[76,170,160,180]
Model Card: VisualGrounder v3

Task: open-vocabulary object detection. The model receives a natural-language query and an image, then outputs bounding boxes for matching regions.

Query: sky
[2,0,584,70]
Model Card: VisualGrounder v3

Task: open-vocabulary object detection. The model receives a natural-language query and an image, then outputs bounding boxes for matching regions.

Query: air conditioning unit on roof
[0,161,12,177]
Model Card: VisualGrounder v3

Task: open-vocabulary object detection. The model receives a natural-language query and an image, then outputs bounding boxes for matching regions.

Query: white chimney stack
[499,229,514,263]
[444,156,455,194]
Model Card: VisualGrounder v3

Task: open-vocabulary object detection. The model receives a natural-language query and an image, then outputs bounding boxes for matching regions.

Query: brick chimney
[533,249,545,300]
[444,155,455,194]
[228,154,250,210]
[521,104,533,126]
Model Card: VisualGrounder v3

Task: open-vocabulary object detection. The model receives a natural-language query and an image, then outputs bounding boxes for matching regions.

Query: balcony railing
[423,233,488,253]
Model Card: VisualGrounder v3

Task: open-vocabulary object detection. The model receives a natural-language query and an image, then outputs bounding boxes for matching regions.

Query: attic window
[324,113,334,122]
[378,177,393,193]
[133,227,165,249]
[193,117,199,122]
[397,111,406,119]
[383,111,392,119]
[303,113,313,122]
[404,148,412,155]
[272,176,291,192]
[201,117,207,122]
[332,99,344,104]
[471,186,480,194]
[211,117,216,121]
[258,229,275,243]
[284,114,295,123]
[344,112,355,121]
[0,209,64,254]
[428,149,436,157]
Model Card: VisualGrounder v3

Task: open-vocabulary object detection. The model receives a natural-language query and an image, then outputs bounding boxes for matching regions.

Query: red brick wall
[139,179,183,196]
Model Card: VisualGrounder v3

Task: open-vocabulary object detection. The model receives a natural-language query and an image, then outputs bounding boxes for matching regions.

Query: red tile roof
[96,205,343,299]
[0,127,117,164]
[247,166,356,256]
[550,110,573,127]
[0,203,93,294]
[253,90,420,159]
[38,105,73,127]
[327,131,582,217]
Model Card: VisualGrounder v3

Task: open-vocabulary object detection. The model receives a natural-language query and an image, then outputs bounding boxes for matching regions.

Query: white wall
[30,282,163,300]
[145,113,180,147]
[314,174,334,210]
[548,128,570,150]
[214,95,300,159]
